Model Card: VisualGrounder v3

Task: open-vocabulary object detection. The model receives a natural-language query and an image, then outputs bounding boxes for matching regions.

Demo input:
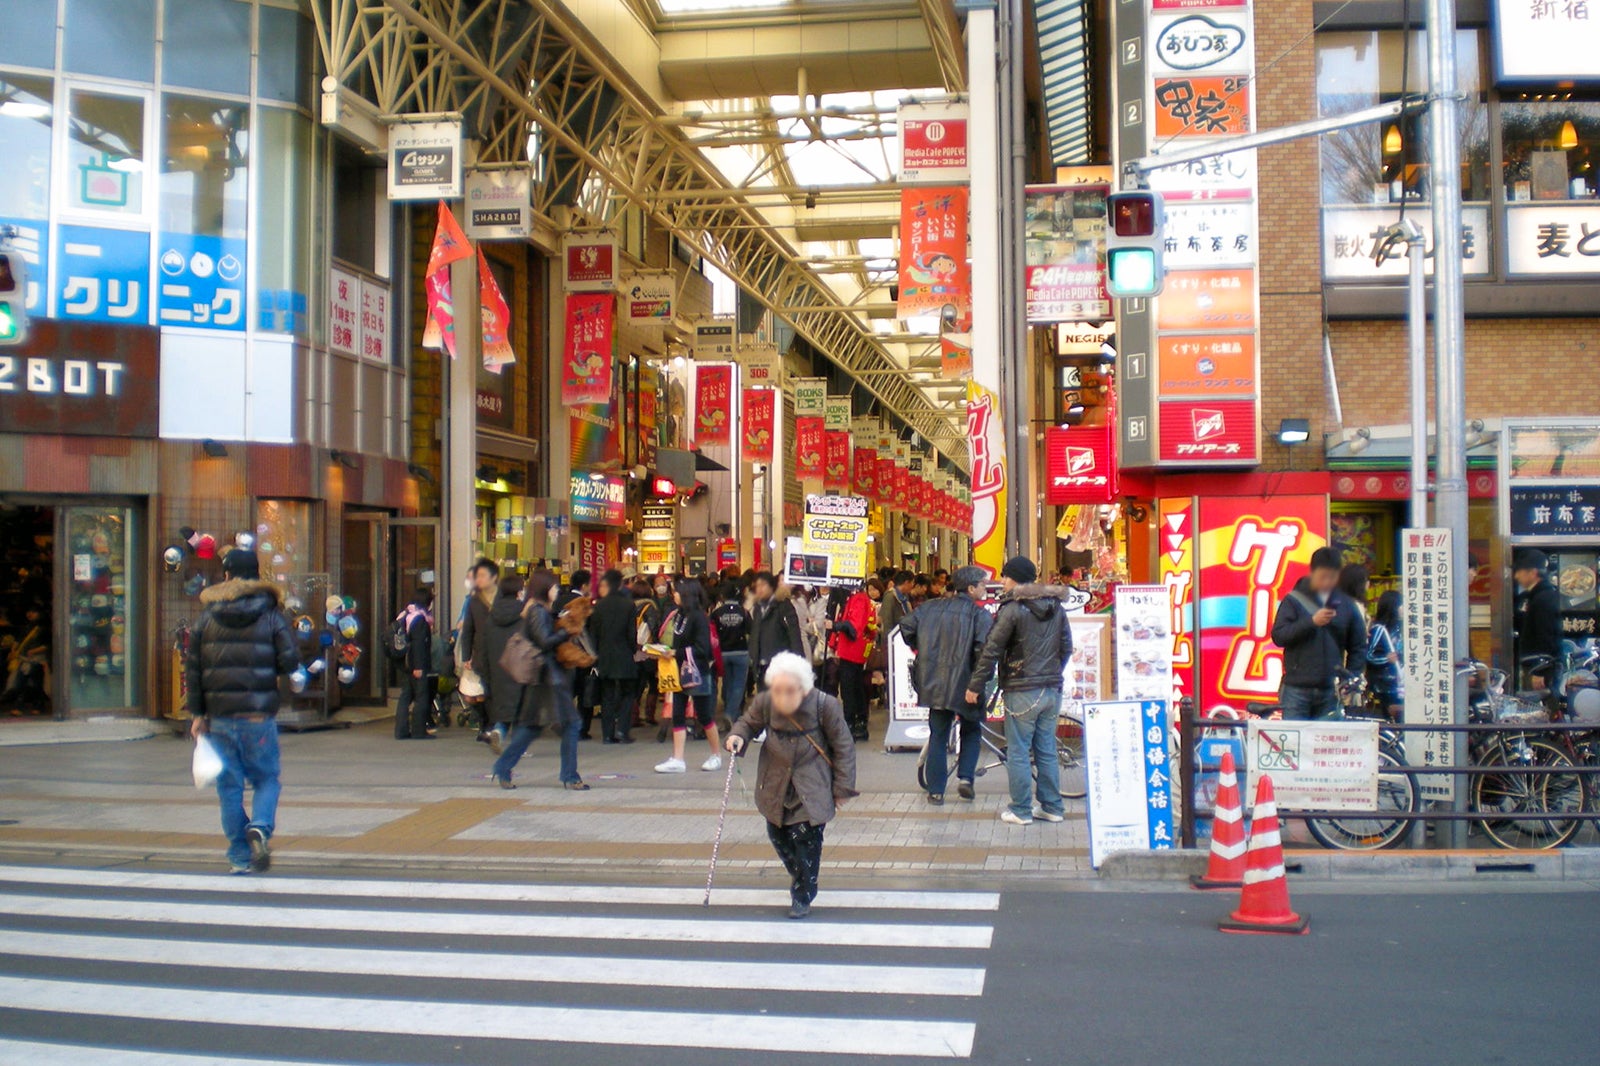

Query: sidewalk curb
[1098,848,1600,883]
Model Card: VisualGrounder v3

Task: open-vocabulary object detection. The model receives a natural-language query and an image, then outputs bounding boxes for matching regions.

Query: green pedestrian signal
[0,247,28,347]
[1104,191,1165,299]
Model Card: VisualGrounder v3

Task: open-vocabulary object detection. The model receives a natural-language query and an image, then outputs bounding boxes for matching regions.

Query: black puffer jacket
[967,584,1074,696]
[186,579,297,718]
[899,592,993,713]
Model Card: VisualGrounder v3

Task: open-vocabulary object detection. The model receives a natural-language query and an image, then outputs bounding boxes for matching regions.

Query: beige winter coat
[730,688,859,826]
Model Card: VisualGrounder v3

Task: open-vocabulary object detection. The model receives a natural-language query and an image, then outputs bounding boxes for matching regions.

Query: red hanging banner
[422,202,472,356]
[742,388,775,464]
[824,431,850,490]
[795,417,826,480]
[561,293,614,406]
[897,187,970,319]
[876,456,896,504]
[694,364,733,446]
[853,446,877,497]
[893,466,909,508]
[478,249,515,372]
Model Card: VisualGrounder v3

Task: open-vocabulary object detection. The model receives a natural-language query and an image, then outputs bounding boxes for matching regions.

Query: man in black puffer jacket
[900,566,993,805]
[187,548,298,874]
[966,556,1073,827]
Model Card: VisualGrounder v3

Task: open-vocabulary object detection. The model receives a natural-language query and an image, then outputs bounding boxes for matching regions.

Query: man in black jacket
[590,569,639,742]
[901,566,993,804]
[393,588,436,741]
[966,556,1073,826]
[1513,549,1562,688]
[187,549,298,873]
[1270,546,1366,720]
[749,572,804,691]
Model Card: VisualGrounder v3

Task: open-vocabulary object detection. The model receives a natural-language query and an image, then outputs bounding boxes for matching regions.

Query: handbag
[657,656,683,694]
[681,648,704,691]
[555,630,597,670]
[498,605,545,685]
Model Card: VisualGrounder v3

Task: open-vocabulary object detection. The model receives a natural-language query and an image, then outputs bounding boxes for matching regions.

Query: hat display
[195,534,217,560]
[337,615,360,640]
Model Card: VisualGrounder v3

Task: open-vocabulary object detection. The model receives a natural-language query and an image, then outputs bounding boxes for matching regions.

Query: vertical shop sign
[1115,585,1176,701]
[579,529,611,581]
[897,187,970,319]
[1194,496,1328,718]
[966,380,1008,578]
[561,293,614,405]
[1402,528,1455,802]
[359,278,390,364]
[695,321,735,360]
[388,119,463,200]
[1023,185,1112,322]
[853,446,877,497]
[795,416,826,480]
[694,363,733,446]
[741,341,781,386]
[742,388,775,463]
[477,249,515,371]
[793,377,827,418]
[1082,700,1175,867]
[1158,498,1197,715]
[328,267,359,356]
[562,234,616,292]
[897,102,971,184]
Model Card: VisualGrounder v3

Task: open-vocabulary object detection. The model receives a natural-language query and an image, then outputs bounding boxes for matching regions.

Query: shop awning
[1035,0,1092,167]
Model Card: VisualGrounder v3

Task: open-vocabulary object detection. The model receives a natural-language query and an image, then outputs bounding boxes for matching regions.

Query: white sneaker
[654,758,687,774]
[1035,810,1066,823]
[1000,809,1033,826]
[701,755,723,772]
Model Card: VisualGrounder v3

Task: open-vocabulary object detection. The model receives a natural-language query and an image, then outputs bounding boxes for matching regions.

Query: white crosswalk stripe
[0,865,996,1061]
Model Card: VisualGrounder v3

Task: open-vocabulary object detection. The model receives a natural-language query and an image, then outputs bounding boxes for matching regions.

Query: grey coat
[730,688,858,826]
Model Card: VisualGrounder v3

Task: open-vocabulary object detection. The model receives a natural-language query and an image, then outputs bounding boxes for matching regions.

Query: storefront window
[63,0,156,84]
[254,106,312,333]
[66,88,148,217]
[1501,95,1600,201]
[256,499,314,585]
[64,505,137,711]
[0,72,53,222]
[163,0,252,97]
[1317,30,1488,205]
[160,96,249,238]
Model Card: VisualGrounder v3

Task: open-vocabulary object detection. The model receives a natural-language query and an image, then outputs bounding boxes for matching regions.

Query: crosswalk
[0,864,999,1062]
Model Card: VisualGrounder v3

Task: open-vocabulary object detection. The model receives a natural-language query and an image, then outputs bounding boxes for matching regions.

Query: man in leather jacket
[966,556,1073,826]
[900,566,993,804]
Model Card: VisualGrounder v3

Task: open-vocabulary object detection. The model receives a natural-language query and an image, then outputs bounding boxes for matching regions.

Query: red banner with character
[562,293,614,406]
[694,364,732,446]
[795,417,825,480]
[742,388,775,464]
[824,431,850,490]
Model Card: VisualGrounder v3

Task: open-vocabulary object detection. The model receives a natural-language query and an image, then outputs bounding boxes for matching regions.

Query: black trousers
[394,673,432,739]
[766,820,825,904]
[837,660,868,737]
[599,677,636,741]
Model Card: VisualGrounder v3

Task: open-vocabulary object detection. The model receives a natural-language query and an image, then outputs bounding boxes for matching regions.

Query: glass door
[61,505,139,713]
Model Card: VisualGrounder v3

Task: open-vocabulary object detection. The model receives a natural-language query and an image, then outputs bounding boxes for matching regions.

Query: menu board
[1550,549,1600,640]
[1114,585,1173,701]
[1064,616,1111,720]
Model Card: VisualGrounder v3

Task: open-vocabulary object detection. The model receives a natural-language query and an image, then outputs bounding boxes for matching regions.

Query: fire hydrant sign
[1082,699,1175,868]
[1245,719,1380,811]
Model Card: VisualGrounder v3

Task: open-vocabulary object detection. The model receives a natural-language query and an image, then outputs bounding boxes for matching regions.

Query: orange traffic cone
[1218,775,1309,935]
[1191,749,1245,891]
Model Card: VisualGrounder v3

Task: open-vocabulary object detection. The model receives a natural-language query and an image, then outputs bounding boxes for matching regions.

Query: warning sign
[1245,719,1380,811]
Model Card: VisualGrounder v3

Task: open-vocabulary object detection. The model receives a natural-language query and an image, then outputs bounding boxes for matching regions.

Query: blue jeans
[1280,684,1343,720]
[925,707,980,797]
[720,650,750,723]
[555,687,582,784]
[208,716,282,867]
[493,725,538,780]
[1003,688,1063,819]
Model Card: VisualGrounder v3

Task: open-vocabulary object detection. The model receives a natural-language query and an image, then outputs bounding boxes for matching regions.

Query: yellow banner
[966,380,1007,578]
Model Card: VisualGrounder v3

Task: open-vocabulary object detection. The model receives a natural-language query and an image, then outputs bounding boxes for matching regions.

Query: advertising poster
[898,102,970,184]
[1401,528,1456,802]
[463,168,532,239]
[824,431,851,491]
[966,380,1009,578]
[1082,700,1175,868]
[561,292,614,406]
[570,474,627,527]
[742,388,775,463]
[694,363,732,446]
[1246,718,1380,811]
[1023,184,1112,323]
[941,330,972,378]
[1158,498,1197,716]
[898,186,970,320]
[795,417,825,480]
[579,530,612,582]
[876,455,897,505]
[388,120,462,200]
[853,446,877,497]
[1194,495,1328,719]
[1115,585,1174,701]
[802,494,871,581]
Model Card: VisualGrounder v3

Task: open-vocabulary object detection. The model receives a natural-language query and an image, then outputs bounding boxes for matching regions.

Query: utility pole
[997,0,1032,562]
[1425,0,1472,847]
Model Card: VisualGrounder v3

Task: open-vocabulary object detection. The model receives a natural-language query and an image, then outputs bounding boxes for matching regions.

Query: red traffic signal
[1109,191,1163,238]
[650,476,677,497]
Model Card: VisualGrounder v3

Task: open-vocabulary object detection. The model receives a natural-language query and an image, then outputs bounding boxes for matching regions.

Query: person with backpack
[590,569,638,744]
[655,580,724,774]
[1270,546,1367,721]
[391,588,435,741]
[491,571,572,789]
[712,582,752,728]
[829,580,877,741]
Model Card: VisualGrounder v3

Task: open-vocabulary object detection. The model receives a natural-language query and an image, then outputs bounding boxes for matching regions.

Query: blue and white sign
[258,288,308,334]
[0,217,48,312]
[156,233,246,330]
[1082,698,1174,868]
[54,225,149,324]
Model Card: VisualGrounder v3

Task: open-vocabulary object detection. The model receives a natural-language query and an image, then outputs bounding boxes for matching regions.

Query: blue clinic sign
[1082,698,1175,868]
[156,233,247,330]
[54,225,149,325]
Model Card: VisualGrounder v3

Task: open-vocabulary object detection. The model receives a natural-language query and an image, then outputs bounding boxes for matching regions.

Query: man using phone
[1271,546,1366,720]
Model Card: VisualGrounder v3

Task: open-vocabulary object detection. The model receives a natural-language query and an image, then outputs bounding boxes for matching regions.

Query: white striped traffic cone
[1218,775,1308,935]
[1191,749,1245,891]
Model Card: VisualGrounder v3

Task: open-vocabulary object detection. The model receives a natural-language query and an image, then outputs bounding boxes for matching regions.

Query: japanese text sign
[795,417,825,480]
[898,187,970,320]
[694,363,732,446]
[742,387,775,464]
[1246,719,1380,811]
[1401,527,1456,802]
[898,102,970,184]
[802,494,871,581]
[1082,700,1176,867]
[562,292,614,406]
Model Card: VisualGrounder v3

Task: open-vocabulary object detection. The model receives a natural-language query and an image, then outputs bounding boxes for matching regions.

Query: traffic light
[0,247,28,347]
[650,476,677,497]
[1105,191,1165,299]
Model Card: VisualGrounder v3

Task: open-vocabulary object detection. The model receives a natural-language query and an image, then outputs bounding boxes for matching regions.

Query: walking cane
[704,751,739,906]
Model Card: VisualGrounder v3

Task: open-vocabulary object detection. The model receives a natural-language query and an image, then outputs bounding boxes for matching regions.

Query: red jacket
[830,591,877,665]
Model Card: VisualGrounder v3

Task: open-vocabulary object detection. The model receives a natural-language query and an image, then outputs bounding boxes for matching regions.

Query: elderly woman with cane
[725,651,857,919]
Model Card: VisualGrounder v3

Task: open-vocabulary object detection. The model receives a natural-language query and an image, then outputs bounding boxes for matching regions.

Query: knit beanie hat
[1001,555,1037,584]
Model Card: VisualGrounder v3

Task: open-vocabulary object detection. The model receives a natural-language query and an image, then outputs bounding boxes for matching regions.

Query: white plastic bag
[191,735,224,790]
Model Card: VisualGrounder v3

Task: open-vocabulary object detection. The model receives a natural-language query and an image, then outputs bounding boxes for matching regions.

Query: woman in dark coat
[491,572,571,788]
[727,651,858,918]
[480,574,530,749]
[654,580,723,774]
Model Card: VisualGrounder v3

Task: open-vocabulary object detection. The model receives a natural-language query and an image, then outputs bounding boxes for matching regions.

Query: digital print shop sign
[570,474,628,527]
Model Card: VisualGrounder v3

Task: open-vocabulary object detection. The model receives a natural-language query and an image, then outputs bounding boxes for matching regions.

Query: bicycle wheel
[1472,738,1586,850]
[1057,736,1088,799]
[1305,745,1417,851]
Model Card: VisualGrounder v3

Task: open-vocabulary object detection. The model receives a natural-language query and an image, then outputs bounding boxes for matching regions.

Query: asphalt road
[0,863,1594,1065]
